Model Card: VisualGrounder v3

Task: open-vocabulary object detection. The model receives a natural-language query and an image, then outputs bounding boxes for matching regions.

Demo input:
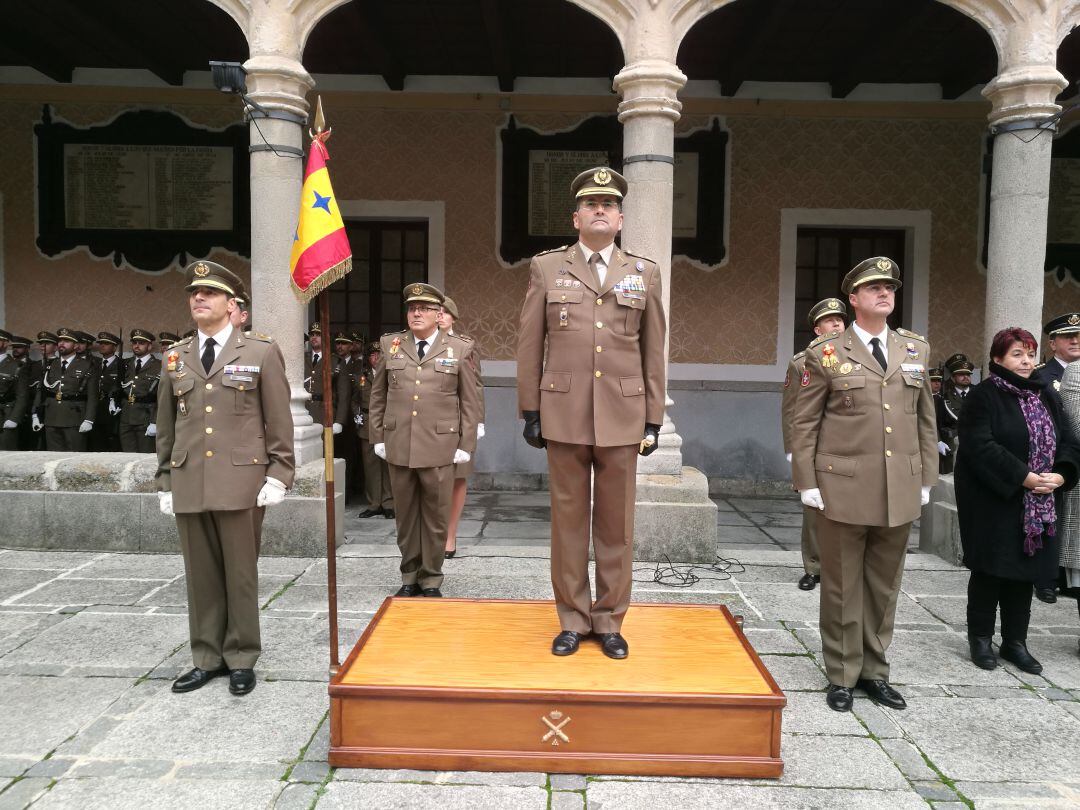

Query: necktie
[201,338,216,374]
[589,252,604,287]
[61,360,68,373]
[417,340,428,360]
[135,359,143,374]
[869,337,887,372]
[313,353,320,366]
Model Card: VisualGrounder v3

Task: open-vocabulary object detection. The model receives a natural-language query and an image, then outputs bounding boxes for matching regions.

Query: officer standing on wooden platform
[119,328,161,453]
[156,260,295,696]
[368,283,481,597]
[781,297,847,592]
[792,257,937,713]
[32,327,98,451]
[517,167,667,660]
[0,330,30,451]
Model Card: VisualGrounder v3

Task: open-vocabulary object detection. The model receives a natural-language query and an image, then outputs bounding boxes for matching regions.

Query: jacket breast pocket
[547,289,583,332]
[434,363,460,392]
[221,373,260,413]
[829,375,866,414]
[171,377,195,398]
[387,357,408,388]
[900,373,923,413]
[170,449,188,469]
[615,291,645,333]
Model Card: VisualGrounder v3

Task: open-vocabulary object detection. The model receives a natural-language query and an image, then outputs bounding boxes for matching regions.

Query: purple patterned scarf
[989,371,1057,555]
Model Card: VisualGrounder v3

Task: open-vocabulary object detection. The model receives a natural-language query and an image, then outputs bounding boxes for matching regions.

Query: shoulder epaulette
[246,331,273,342]
[896,328,926,341]
[173,336,194,347]
[535,245,568,257]
[381,331,406,341]
[1034,362,1046,371]
[792,351,806,361]
[622,249,657,264]
[807,333,834,350]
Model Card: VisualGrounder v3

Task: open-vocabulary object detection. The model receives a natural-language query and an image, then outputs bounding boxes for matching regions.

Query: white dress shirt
[197,324,233,366]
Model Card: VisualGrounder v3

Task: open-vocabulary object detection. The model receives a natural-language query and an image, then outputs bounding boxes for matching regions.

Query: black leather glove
[639,423,661,456]
[522,410,546,449]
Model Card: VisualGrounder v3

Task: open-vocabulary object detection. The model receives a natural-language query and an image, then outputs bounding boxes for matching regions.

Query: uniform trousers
[817,514,910,686]
[45,426,86,452]
[0,426,17,451]
[967,571,1034,641]
[546,440,637,635]
[361,439,394,511]
[388,462,453,589]
[800,505,820,577]
[175,507,265,670]
[119,424,155,453]
[90,413,120,452]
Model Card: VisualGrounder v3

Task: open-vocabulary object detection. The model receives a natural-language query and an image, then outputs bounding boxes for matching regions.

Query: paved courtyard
[2,491,1080,808]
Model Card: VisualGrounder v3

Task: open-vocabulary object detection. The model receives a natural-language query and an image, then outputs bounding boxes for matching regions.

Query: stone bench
[0,452,343,557]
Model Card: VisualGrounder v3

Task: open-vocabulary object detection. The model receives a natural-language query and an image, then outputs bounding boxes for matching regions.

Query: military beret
[332,331,353,344]
[928,366,944,382]
[1044,313,1080,336]
[129,328,154,343]
[807,297,847,329]
[56,327,78,340]
[0,329,10,341]
[403,283,444,306]
[183,260,241,297]
[841,256,903,295]
[944,353,974,375]
[36,331,58,344]
[96,331,120,345]
[570,166,627,200]
[8,335,30,348]
[442,296,460,320]
[158,331,180,348]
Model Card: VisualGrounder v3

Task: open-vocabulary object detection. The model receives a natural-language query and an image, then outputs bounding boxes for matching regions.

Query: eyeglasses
[579,200,620,211]
[407,304,440,313]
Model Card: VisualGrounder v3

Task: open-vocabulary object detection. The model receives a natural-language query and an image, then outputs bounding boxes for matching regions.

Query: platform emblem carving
[541,710,571,746]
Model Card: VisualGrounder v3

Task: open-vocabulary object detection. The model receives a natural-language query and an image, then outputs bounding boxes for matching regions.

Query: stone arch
[203,0,252,40]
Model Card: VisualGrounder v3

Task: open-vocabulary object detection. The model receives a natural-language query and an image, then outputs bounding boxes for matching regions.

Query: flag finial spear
[310,95,329,141]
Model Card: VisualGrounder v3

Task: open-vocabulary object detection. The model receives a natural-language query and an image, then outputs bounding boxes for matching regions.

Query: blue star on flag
[311,190,332,214]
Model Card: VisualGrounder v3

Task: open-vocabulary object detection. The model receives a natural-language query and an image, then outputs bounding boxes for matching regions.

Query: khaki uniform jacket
[517,244,667,446]
[34,356,99,427]
[119,355,161,427]
[780,352,807,455]
[0,354,30,425]
[350,364,374,441]
[791,325,939,528]
[155,330,295,513]
[368,330,481,469]
[304,353,350,426]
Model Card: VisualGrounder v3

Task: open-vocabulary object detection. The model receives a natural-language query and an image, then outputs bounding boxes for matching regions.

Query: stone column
[981,59,1067,355]
[243,52,321,464]
[613,59,686,476]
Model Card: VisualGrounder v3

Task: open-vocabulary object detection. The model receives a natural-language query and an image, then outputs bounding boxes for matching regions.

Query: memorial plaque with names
[528,149,608,237]
[1048,158,1080,245]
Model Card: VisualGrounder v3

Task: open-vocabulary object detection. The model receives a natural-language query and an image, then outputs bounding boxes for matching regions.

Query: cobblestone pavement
[1,491,1079,808]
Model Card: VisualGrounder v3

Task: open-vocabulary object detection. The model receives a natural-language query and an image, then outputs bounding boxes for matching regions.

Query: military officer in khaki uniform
[369,283,481,597]
[781,297,847,592]
[304,322,350,436]
[32,327,99,451]
[119,328,161,453]
[156,261,295,696]
[354,340,395,518]
[91,331,124,452]
[0,331,30,451]
[517,167,667,660]
[792,257,938,713]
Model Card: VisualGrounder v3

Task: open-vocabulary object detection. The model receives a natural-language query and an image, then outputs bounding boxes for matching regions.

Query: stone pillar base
[919,474,962,567]
[631,467,718,564]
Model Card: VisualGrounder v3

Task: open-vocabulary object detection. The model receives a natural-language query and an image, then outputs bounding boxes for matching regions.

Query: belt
[57,396,86,403]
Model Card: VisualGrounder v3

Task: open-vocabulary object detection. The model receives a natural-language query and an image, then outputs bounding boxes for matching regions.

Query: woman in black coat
[955,327,1079,674]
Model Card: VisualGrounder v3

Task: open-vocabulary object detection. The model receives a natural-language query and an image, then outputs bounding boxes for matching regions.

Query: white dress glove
[145,424,157,437]
[2,420,16,430]
[937,441,950,456]
[108,401,121,416]
[785,452,792,463]
[800,488,825,511]
[374,442,386,459]
[158,492,174,516]
[32,414,42,432]
[332,422,343,435]
[453,449,471,464]
[256,477,288,507]
[477,423,486,439]
[78,420,93,433]
[921,486,932,506]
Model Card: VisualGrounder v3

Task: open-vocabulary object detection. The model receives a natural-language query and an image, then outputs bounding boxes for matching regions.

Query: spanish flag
[290,129,351,302]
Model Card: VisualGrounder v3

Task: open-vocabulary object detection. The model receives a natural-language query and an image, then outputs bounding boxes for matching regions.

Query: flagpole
[321,290,340,674]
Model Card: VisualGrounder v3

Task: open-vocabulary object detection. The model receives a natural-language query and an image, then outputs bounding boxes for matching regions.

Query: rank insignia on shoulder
[537,245,568,256]
[897,328,925,341]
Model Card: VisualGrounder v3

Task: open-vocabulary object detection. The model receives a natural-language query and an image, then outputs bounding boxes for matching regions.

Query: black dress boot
[968,635,997,670]
[1000,639,1042,674]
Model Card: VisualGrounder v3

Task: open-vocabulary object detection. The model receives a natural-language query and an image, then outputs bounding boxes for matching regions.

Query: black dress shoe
[552,630,583,656]
[826,684,854,712]
[394,584,422,597]
[172,666,227,693]
[1000,640,1043,674]
[421,587,443,597]
[444,549,456,559]
[1035,587,1057,604]
[357,508,384,518]
[857,679,907,710]
[798,573,820,591]
[599,632,629,659]
[229,668,256,696]
[968,635,998,670]
[383,509,395,520]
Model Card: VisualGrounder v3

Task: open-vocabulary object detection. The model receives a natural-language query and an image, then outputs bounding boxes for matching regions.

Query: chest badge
[906,342,919,359]
[838,362,853,375]
[821,343,838,370]
[389,337,401,356]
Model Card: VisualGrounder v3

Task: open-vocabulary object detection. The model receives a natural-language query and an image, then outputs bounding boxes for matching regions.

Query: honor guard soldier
[781,297,847,592]
[517,167,668,660]
[332,330,362,500]
[119,328,161,453]
[368,283,481,597]
[0,331,30,450]
[304,322,350,437]
[7,335,34,450]
[937,353,974,474]
[156,261,295,697]
[1034,313,1080,391]
[91,331,124,452]
[792,257,938,713]
[26,332,57,449]
[354,340,394,519]
[32,327,99,451]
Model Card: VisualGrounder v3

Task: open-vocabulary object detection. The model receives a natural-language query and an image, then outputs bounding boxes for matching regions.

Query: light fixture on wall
[208,60,304,158]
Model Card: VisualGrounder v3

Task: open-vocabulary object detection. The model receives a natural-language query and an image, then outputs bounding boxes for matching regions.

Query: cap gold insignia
[193,262,210,277]
[828,299,839,309]
[412,284,423,296]
[875,258,891,272]
[1070,314,1080,326]
[594,169,611,186]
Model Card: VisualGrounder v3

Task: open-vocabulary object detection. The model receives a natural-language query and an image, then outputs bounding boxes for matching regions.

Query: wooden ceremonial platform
[328,598,785,778]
